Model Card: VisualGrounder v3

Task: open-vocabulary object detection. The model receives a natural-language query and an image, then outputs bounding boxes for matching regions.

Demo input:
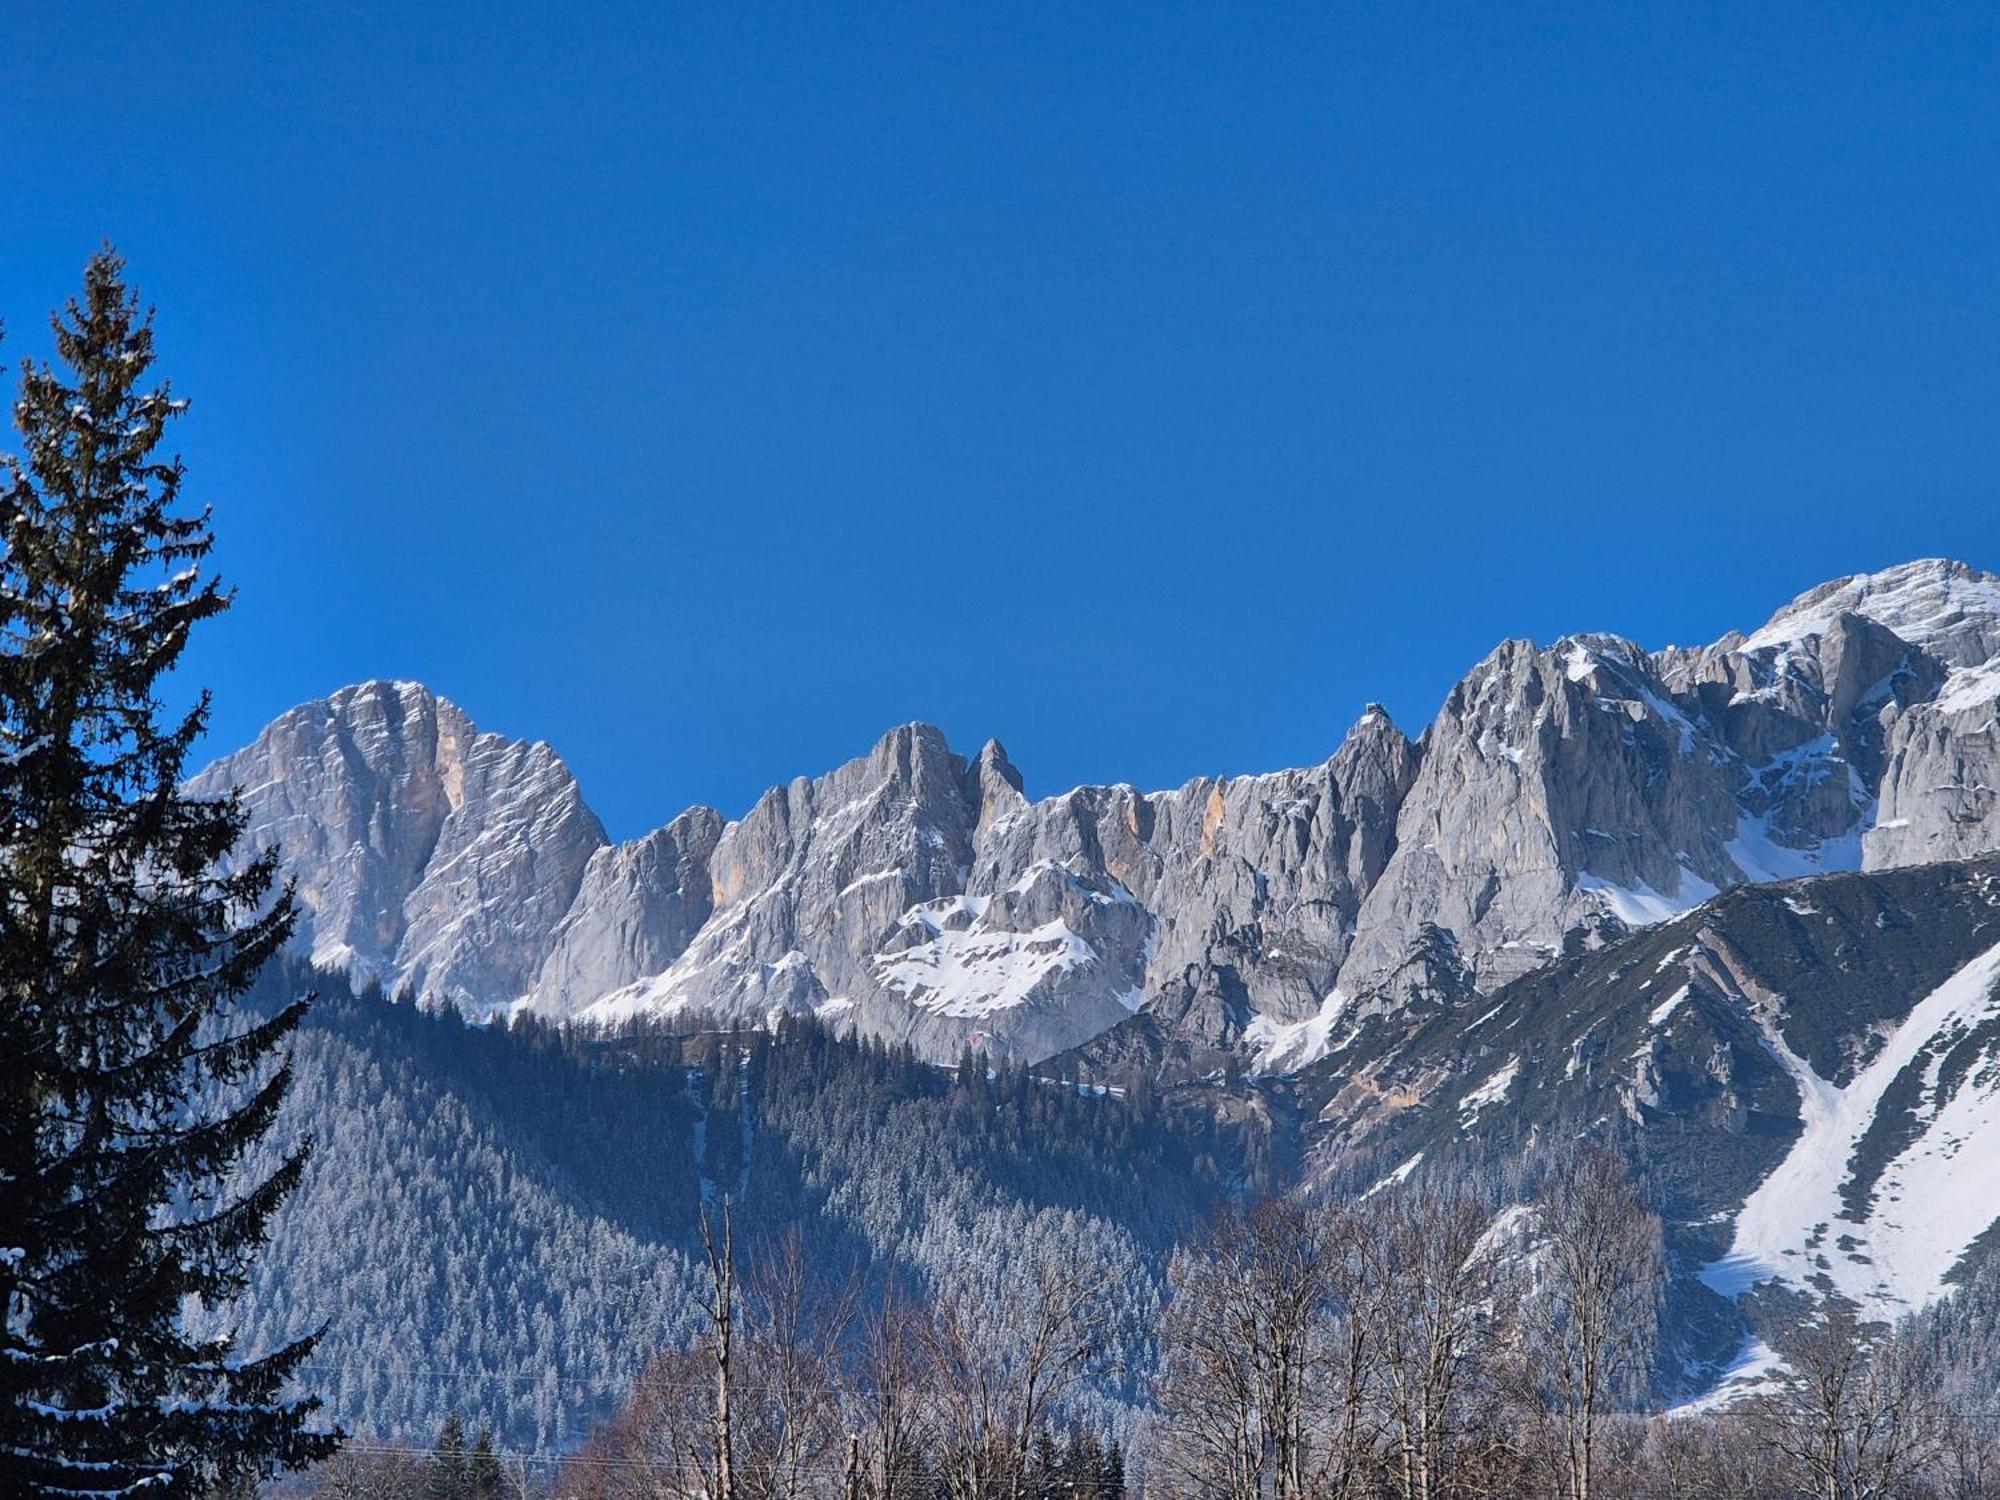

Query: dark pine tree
[1100,1440,1125,1500]
[469,1423,506,1500]
[424,1413,470,1500]
[1026,1430,1061,1500]
[0,250,335,1494]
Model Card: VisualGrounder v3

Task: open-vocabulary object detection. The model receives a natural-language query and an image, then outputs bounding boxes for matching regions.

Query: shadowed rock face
[529,807,726,1019]
[195,559,2000,1061]
[1866,655,2000,869]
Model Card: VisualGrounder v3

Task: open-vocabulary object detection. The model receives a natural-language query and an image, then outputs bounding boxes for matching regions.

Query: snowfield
[1701,937,2000,1316]
[1459,1056,1521,1119]
[875,896,1113,1020]
[1244,989,1352,1073]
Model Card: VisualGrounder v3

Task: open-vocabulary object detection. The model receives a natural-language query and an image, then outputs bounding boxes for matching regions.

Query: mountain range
[193,556,2000,1438]
[192,558,2000,1069]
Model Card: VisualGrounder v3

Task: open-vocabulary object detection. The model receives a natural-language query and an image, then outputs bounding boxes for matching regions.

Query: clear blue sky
[3,3,1996,837]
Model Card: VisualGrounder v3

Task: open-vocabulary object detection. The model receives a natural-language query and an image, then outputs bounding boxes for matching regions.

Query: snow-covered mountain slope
[1287,855,2000,1389]
[1701,935,2000,1314]
[1742,558,2000,665]
[194,559,2000,1059]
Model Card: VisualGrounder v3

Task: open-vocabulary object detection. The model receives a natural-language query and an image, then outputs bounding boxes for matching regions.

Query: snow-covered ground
[1701,938,2000,1316]
[1459,1056,1521,1119]
[1245,989,1351,1073]
[1743,559,2000,662]
[1578,870,1721,927]
[1671,1337,1785,1416]
[874,895,1119,1019]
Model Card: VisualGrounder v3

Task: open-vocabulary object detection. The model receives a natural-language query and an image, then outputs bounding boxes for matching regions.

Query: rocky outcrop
[581,723,984,1032]
[1740,557,2000,669]
[1866,661,2000,867]
[964,704,1423,1041]
[1325,564,1994,1007]
[1338,635,1739,996]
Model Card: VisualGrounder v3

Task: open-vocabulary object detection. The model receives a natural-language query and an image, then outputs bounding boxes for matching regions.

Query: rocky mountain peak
[1337,702,1415,765]
[197,558,2000,1066]
[864,720,962,789]
[968,738,1028,839]
[189,680,607,1015]
[1744,558,2000,667]
[972,736,1024,792]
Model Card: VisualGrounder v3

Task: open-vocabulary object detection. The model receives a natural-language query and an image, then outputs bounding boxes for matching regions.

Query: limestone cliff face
[1326,564,1996,1015]
[568,711,1418,1062]
[194,559,2000,1063]
[188,680,606,1015]
[1866,662,2000,868]
[527,807,726,1019]
[1339,634,1742,997]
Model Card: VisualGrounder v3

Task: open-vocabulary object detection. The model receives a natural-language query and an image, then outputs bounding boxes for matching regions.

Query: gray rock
[192,558,2000,1065]
[1866,668,2000,867]
[567,705,1420,1062]
[1336,635,1744,999]
[528,807,725,1019]
[189,681,606,1015]
[1330,565,1999,1014]
[1740,557,2000,669]
[579,723,983,1032]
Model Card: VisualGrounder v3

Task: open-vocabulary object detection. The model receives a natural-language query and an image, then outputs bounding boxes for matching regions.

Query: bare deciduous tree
[557,1347,714,1500]
[1754,1300,1948,1500]
[1354,1178,1514,1500]
[1636,1411,1787,1499]
[1515,1148,1665,1500]
[741,1230,858,1500]
[921,1229,1116,1500]
[536,1161,2000,1500]
[851,1281,935,1500]
[702,1200,743,1500]
[1153,1198,1372,1500]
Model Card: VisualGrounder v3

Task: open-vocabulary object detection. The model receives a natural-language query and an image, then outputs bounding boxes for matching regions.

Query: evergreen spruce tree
[469,1424,505,1500]
[1100,1440,1125,1500]
[1027,1430,1061,1500]
[423,1413,469,1500]
[0,250,334,1493]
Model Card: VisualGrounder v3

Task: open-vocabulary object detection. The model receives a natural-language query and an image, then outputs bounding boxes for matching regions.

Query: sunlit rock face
[194,559,2000,1063]
[188,680,606,1015]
